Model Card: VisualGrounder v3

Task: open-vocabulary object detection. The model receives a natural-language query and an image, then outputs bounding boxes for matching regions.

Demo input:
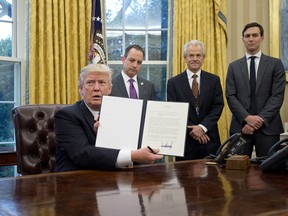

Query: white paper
[95,96,188,157]
[95,96,143,150]
[141,101,188,156]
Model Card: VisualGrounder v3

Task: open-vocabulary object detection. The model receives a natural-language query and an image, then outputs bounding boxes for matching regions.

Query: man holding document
[96,95,189,158]
[55,63,162,172]
[167,40,224,161]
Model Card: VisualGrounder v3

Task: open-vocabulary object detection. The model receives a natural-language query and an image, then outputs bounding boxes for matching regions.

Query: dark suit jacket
[55,100,120,172]
[167,70,224,159]
[110,73,156,100]
[226,54,286,135]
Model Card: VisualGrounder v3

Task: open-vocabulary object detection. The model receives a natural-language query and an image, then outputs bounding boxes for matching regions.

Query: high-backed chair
[12,104,68,175]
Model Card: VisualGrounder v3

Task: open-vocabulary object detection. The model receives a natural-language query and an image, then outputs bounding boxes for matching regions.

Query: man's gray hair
[183,40,206,58]
[78,64,113,88]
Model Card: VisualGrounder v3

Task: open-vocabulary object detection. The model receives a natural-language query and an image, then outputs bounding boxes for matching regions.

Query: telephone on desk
[258,138,288,172]
[209,133,247,164]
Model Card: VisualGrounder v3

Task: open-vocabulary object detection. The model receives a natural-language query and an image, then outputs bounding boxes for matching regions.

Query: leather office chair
[12,104,67,175]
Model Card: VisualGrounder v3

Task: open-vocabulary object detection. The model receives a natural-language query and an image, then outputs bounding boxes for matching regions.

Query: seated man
[55,63,162,172]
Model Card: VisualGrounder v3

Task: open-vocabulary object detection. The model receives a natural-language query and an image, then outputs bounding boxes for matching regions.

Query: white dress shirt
[246,51,261,80]
[185,69,208,133]
[121,70,139,98]
[186,69,201,93]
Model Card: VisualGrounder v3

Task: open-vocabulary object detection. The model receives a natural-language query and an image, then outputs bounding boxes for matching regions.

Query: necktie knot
[192,74,198,79]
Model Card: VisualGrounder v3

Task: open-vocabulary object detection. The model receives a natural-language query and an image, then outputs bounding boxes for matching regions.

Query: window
[0,0,24,177]
[105,0,169,101]
[0,0,13,57]
[0,59,22,152]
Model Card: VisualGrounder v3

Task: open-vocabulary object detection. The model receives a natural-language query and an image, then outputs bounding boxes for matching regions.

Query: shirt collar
[83,100,99,118]
[246,51,262,60]
[121,70,137,83]
[186,69,201,78]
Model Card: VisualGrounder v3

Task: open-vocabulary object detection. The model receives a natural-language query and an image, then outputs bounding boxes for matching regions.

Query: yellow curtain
[173,0,230,142]
[29,0,91,104]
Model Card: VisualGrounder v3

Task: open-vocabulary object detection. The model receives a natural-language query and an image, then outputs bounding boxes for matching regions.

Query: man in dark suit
[110,44,156,100]
[226,22,286,157]
[55,63,162,172]
[167,40,224,160]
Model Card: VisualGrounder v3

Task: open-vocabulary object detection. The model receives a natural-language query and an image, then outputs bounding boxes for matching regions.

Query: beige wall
[226,0,269,63]
[226,0,288,129]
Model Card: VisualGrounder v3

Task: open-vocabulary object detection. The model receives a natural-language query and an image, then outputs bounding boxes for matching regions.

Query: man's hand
[244,115,264,130]
[197,134,210,144]
[131,147,163,164]
[188,125,210,144]
[242,124,255,135]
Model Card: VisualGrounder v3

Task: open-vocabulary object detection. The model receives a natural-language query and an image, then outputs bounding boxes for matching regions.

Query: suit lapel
[199,71,207,107]
[79,100,95,133]
[137,77,147,99]
[182,71,200,122]
[179,72,197,108]
[239,55,268,95]
[239,56,250,93]
[116,74,129,97]
[256,54,268,93]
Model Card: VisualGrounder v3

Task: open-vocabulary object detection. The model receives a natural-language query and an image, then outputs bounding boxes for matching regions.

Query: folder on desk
[95,96,189,157]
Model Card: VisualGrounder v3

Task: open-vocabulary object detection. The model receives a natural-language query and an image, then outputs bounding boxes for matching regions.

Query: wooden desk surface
[1,160,288,216]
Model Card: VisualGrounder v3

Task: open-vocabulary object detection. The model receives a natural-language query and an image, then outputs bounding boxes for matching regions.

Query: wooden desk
[1,160,288,215]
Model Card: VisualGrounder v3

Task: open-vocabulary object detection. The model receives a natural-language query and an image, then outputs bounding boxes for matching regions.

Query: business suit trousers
[241,130,280,158]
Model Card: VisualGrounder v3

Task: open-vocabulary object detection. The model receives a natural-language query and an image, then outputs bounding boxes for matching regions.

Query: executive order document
[95,96,189,157]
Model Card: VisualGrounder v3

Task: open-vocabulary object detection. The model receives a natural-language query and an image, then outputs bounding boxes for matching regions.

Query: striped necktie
[192,74,199,106]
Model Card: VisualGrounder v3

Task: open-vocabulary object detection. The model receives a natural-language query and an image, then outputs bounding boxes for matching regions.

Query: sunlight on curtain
[269,0,288,123]
[269,0,280,58]
[29,0,91,104]
[173,0,229,142]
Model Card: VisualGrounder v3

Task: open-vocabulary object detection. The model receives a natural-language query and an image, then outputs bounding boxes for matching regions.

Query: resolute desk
[1,160,288,215]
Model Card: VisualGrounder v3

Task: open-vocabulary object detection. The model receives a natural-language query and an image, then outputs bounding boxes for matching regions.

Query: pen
[147,146,155,154]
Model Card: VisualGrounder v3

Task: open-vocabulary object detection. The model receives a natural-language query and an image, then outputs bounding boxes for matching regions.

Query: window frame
[104,0,170,101]
[0,0,26,170]
[0,57,23,151]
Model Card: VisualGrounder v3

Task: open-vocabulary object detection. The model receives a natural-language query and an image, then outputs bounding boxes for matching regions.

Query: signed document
[141,101,188,156]
[95,96,188,157]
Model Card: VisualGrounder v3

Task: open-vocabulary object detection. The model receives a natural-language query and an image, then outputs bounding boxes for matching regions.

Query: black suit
[167,70,224,160]
[55,100,120,172]
[110,73,156,100]
[226,54,286,156]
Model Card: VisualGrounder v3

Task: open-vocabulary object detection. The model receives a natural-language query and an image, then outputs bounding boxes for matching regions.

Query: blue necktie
[129,79,138,99]
[249,56,256,114]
